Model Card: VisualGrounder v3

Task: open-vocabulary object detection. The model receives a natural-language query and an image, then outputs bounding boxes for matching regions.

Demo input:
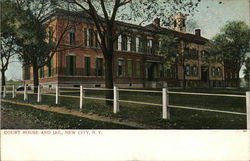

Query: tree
[58,0,202,102]
[158,34,183,86]
[0,37,16,88]
[1,0,20,90]
[208,21,250,87]
[1,0,71,93]
[158,34,201,89]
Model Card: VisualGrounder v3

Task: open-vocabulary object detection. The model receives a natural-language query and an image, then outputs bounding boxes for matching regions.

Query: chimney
[153,18,160,27]
[195,29,201,37]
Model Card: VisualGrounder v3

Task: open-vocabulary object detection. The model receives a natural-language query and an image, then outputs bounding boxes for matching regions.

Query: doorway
[201,66,209,82]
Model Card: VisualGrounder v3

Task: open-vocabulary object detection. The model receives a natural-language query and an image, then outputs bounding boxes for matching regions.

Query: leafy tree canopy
[207,21,250,70]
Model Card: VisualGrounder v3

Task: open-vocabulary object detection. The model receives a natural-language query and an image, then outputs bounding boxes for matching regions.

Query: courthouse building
[23,9,224,88]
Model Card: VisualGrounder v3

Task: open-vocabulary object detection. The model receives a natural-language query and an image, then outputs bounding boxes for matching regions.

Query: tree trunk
[32,60,39,93]
[104,54,114,105]
[1,70,6,95]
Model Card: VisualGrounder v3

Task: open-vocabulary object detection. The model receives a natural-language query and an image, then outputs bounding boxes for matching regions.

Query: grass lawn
[3,88,247,129]
[1,102,136,129]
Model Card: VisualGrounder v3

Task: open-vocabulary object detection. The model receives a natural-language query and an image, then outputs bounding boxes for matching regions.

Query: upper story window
[117,35,122,50]
[121,35,127,51]
[147,39,153,54]
[95,32,101,48]
[69,26,76,45]
[152,39,159,55]
[131,36,136,52]
[139,37,147,53]
[48,27,53,43]
[136,37,139,52]
[84,28,94,47]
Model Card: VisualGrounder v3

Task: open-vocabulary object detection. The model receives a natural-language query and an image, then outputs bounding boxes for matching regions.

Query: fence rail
[168,91,246,98]
[1,84,250,129]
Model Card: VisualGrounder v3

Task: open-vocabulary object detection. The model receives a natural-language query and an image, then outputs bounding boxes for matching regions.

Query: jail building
[23,9,224,88]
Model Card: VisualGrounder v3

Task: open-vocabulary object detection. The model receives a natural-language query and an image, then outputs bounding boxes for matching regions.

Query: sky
[4,0,250,80]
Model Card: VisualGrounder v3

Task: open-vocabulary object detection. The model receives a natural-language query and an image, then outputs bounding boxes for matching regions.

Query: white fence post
[12,85,16,98]
[162,88,170,119]
[113,86,119,113]
[246,92,250,130]
[24,85,28,101]
[56,85,59,104]
[37,85,41,103]
[80,85,84,111]
[3,86,6,98]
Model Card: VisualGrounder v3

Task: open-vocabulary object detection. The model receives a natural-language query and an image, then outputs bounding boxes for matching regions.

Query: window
[96,58,103,76]
[89,29,93,47]
[139,37,147,53]
[48,57,54,77]
[193,66,198,76]
[69,26,75,45]
[24,65,30,80]
[127,36,131,51]
[39,67,44,78]
[190,66,194,76]
[211,67,216,77]
[212,67,222,77]
[216,67,221,77]
[118,35,122,50]
[159,64,164,78]
[152,39,159,55]
[136,37,139,52]
[84,28,93,47]
[147,39,153,54]
[84,28,88,46]
[95,32,99,48]
[48,27,53,43]
[85,57,91,76]
[127,60,132,77]
[185,65,190,76]
[66,55,76,76]
[121,35,127,51]
[131,36,136,52]
[117,59,125,77]
[135,61,141,77]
